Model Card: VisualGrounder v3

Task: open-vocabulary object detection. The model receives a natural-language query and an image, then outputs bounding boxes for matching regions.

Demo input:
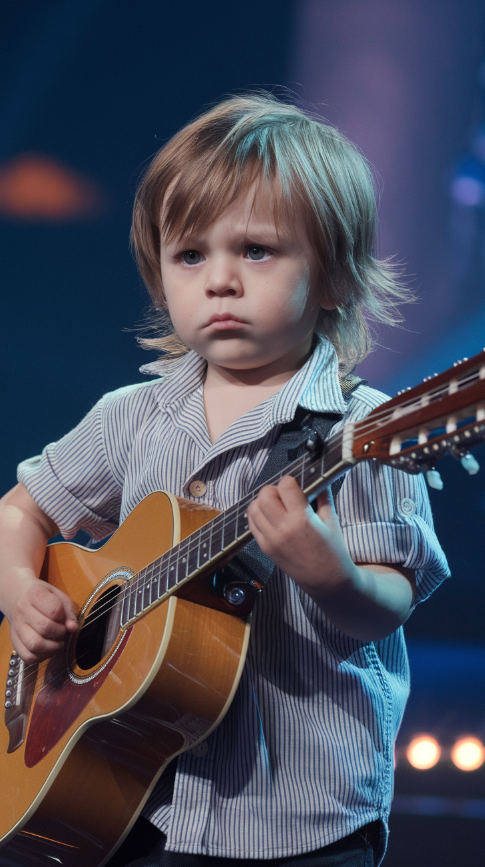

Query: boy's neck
[202,345,314,443]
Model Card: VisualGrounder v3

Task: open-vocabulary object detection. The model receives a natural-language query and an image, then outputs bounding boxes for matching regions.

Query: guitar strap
[227,374,365,589]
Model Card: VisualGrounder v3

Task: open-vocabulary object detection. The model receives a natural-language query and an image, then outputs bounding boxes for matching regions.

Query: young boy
[0,95,449,866]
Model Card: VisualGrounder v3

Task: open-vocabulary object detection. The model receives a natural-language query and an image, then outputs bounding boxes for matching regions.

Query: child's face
[159,184,334,378]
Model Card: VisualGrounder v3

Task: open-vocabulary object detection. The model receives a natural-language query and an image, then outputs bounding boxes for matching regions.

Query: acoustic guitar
[0,350,484,867]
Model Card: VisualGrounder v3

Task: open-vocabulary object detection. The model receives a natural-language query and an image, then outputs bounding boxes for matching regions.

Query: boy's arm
[0,484,78,662]
[247,476,415,641]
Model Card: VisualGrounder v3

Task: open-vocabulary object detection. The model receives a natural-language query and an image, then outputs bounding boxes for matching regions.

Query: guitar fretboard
[119,428,347,627]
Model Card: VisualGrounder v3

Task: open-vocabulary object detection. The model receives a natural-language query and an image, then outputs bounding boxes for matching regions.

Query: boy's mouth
[205,313,247,330]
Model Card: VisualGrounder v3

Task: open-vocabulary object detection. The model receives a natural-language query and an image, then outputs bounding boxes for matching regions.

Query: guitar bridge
[4,650,37,753]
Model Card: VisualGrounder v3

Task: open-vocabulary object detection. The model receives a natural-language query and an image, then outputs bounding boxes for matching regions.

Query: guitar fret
[121,580,131,625]
[135,573,145,616]
[208,519,213,561]
[235,503,247,539]
[236,501,249,537]
[128,573,140,620]
[187,531,199,575]
[166,546,177,590]
[180,541,189,579]
[224,510,236,548]
[199,525,210,566]
[179,542,189,580]
[122,449,334,620]
[118,432,348,625]
[141,568,152,610]
[153,562,162,604]
[147,562,157,606]
[157,559,167,599]
[211,525,223,558]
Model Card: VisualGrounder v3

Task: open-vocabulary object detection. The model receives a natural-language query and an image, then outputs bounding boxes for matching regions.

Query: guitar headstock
[352,350,485,476]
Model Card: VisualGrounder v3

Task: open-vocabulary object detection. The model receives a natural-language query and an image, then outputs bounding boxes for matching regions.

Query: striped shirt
[18,338,449,863]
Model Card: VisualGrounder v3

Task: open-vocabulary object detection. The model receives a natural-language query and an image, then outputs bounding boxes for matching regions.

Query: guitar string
[350,371,482,439]
[15,445,326,694]
[58,443,329,639]
[351,369,483,439]
[12,484,264,695]
[18,470,291,687]
[18,363,485,688]
[67,362,485,644]
[14,366,485,695]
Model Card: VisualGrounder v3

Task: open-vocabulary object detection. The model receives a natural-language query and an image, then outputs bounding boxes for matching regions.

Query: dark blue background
[1,3,485,862]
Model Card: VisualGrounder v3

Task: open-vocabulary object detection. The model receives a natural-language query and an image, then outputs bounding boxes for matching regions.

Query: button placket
[397,497,416,517]
[189,480,207,498]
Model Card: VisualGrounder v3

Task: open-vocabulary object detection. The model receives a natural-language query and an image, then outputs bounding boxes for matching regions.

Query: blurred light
[406,735,441,770]
[451,737,485,771]
[0,153,105,220]
[450,176,484,207]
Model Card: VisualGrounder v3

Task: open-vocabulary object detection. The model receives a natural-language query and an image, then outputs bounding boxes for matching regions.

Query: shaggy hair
[131,93,410,372]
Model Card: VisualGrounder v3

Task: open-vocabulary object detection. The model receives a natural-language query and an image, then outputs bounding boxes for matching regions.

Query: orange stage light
[406,735,441,770]
[450,737,485,771]
[0,154,104,220]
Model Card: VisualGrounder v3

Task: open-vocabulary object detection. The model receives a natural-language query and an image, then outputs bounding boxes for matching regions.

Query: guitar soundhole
[75,584,122,671]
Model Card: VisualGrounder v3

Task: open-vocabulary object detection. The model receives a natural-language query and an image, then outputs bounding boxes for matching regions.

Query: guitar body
[1,349,484,867]
[0,492,251,867]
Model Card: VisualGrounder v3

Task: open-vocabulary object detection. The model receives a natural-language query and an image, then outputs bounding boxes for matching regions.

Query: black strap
[231,374,366,588]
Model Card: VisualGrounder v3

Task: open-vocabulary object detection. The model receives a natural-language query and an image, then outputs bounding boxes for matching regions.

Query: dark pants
[107,818,380,867]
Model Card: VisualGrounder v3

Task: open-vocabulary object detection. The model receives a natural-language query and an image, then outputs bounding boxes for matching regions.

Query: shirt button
[398,497,416,516]
[189,480,207,497]
[189,479,207,497]
[191,741,209,757]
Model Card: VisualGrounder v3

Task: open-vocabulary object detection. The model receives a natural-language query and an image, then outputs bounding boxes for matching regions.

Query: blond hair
[132,93,410,372]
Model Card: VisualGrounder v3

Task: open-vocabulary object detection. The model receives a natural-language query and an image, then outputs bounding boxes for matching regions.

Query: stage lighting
[406,735,441,770]
[450,737,485,771]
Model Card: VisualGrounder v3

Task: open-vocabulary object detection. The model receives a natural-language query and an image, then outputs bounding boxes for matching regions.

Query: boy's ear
[319,291,337,311]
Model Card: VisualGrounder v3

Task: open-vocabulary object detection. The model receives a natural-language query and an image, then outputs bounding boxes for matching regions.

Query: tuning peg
[460,453,480,475]
[426,469,444,490]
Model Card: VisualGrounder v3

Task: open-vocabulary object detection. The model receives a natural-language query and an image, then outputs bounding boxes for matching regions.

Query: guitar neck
[118,347,485,628]
[119,429,351,628]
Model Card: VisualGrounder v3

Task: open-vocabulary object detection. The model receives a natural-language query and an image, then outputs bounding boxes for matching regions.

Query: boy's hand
[8,578,78,664]
[247,475,415,641]
[0,483,78,663]
[247,475,356,592]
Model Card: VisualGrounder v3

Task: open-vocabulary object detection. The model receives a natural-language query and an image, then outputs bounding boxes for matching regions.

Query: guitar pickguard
[24,628,131,768]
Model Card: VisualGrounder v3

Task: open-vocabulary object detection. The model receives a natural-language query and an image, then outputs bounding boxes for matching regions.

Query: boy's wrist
[0,571,41,624]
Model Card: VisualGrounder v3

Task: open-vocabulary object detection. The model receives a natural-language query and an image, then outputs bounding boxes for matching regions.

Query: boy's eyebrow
[165,224,287,248]
[162,231,201,248]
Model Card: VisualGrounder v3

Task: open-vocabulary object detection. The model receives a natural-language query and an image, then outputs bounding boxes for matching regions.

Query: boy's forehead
[163,180,298,242]
[158,170,317,259]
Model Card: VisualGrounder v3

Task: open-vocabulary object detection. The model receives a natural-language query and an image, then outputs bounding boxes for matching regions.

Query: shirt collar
[140,351,207,409]
[270,337,347,423]
[139,336,347,418]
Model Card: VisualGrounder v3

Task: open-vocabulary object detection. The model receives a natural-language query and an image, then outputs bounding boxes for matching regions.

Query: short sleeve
[336,460,450,604]
[17,397,122,540]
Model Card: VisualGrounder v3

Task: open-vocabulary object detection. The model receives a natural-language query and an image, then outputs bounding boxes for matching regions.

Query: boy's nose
[204,257,243,297]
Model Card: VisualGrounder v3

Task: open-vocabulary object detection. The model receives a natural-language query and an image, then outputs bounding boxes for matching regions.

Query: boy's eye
[181,250,202,265]
[247,246,267,261]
